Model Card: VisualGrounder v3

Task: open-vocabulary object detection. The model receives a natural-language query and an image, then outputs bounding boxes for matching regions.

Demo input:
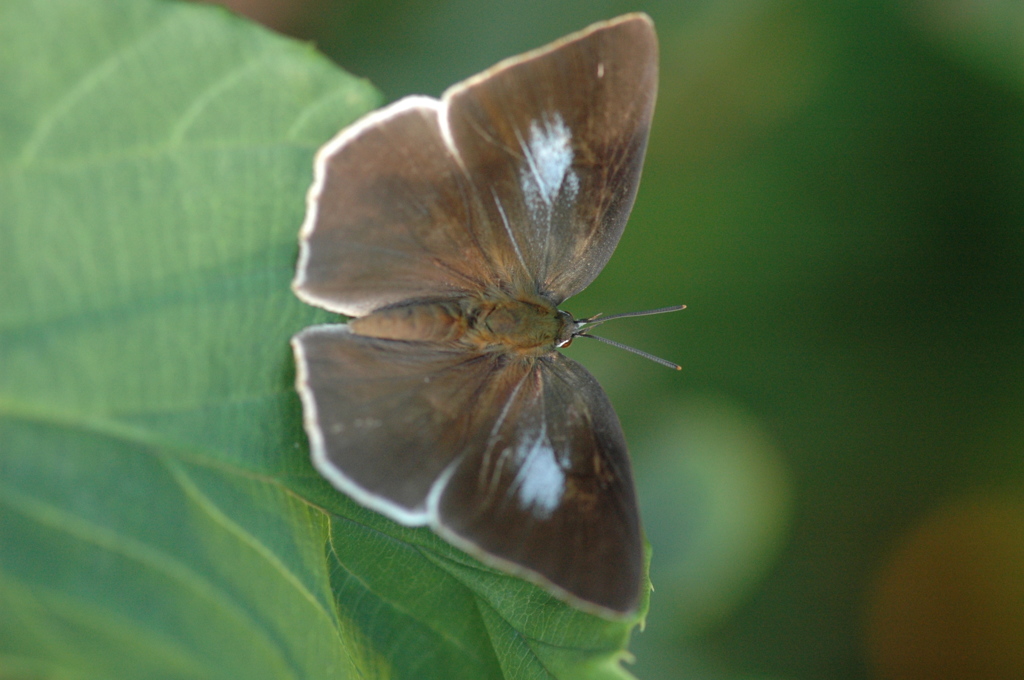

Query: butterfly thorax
[349,293,575,356]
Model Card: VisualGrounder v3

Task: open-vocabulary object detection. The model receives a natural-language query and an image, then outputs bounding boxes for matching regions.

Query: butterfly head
[553,310,580,348]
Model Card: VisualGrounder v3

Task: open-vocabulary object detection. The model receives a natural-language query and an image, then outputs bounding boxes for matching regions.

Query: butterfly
[291,13,674,618]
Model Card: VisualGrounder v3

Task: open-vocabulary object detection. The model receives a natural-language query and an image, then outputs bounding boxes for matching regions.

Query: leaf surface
[0,2,646,678]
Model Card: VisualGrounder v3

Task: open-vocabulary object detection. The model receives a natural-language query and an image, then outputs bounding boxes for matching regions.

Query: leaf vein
[17,12,179,165]
[0,482,300,680]
[165,50,275,147]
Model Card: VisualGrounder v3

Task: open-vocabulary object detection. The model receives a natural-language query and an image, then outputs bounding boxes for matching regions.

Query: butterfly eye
[557,337,574,348]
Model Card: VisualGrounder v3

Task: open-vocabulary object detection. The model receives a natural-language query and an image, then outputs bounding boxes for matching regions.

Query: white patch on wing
[511,421,565,519]
[519,112,580,229]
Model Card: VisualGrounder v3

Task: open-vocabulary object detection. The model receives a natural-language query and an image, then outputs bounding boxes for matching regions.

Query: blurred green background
[225,0,1024,678]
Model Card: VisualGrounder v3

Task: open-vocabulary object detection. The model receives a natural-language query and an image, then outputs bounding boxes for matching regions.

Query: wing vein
[479,364,533,500]
[490,189,528,273]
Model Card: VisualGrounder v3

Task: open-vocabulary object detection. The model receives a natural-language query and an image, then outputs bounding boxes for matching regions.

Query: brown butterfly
[291,13,677,618]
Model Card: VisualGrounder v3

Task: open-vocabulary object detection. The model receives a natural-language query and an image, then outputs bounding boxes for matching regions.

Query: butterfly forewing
[436,353,642,615]
[444,15,657,301]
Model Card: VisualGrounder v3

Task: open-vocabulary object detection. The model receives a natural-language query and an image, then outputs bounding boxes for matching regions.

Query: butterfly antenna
[572,305,686,370]
[579,304,686,328]
[577,333,682,370]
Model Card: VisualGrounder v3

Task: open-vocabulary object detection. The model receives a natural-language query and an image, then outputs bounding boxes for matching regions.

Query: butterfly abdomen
[349,300,469,343]
[350,294,573,355]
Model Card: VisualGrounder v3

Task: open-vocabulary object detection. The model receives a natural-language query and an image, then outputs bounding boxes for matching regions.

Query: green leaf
[0,1,646,678]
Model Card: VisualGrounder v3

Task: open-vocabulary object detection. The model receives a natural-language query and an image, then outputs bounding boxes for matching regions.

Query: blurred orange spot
[866,492,1024,680]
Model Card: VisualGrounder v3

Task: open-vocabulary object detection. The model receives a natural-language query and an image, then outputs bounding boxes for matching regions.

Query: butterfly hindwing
[294,99,507,317]
[293,324,498,519]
